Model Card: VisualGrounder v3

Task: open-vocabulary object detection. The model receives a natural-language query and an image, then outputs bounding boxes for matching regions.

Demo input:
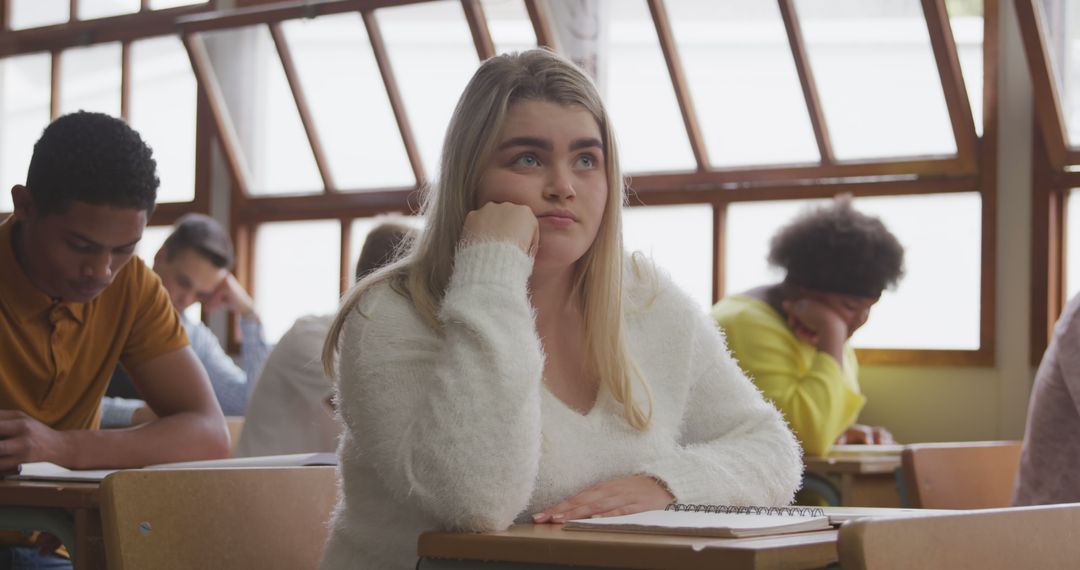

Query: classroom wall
[858,0,1036,444]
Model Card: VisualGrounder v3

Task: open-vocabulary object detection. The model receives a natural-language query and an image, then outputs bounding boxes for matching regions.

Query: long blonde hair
[323,49,652,429]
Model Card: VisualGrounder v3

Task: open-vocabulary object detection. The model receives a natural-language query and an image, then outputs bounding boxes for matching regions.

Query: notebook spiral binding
[664,504,826,517]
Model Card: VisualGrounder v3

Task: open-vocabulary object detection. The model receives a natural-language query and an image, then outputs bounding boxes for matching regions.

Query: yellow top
[712,295,865,457]
[0,215,188,430]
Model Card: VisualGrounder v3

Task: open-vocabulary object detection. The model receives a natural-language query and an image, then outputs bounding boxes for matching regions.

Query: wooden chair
[900,441,1022,509]
[839,504,1080,569]
[225,416,244,456]
[100,466,337,570]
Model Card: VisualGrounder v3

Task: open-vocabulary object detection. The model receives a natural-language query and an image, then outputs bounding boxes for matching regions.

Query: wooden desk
[0,479,106,570]
[804,454,902,507]
[418,524,839,569]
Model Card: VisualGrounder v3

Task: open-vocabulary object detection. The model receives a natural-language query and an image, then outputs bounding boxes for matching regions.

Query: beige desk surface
[419,524,839,570]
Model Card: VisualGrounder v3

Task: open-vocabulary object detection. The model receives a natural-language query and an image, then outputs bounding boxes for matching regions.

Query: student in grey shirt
[1014,293,1080,505]
[101,214,269,426]
[236,219,416,457]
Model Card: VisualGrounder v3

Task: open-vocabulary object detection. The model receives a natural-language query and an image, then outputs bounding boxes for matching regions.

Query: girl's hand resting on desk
[836,424,895,445]
[531,475,675,524]
[462,201,539,256]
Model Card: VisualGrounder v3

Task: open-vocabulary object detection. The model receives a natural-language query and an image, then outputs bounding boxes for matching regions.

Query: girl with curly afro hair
[712,195,904,458]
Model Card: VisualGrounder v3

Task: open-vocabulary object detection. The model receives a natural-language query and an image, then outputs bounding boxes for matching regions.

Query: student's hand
[531,475,675,524]
[782,297,848,346]
[782,298,849,368]
[462,202,540,256]
[203,273,256,318]
[0,411,72,470]
[836,424,895,445]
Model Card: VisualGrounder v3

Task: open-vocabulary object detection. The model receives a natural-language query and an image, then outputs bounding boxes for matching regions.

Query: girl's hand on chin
[462,202,539,256]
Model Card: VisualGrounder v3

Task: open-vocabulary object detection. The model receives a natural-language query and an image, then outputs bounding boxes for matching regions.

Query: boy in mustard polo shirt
[0,112,229,567]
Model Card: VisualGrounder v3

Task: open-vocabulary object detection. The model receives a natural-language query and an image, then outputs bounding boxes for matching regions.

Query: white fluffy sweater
[320,243,802,570]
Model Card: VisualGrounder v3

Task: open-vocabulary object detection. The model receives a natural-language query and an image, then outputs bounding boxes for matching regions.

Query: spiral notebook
[562,504,830,539]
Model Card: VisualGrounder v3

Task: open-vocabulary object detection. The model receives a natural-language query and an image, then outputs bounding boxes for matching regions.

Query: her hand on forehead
[462,201,539,256]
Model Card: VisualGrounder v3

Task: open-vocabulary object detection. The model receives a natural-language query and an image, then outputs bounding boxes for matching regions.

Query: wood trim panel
[1014,0,1069,168]
[978,0,998,366]
[921,0,979,172]
[69,0,78,23]
[712,204,725,304]
[630,175,976,206]
[1,1,9,32]
[50,50,60,120]
[777,0,834,164]
[629,156,968,187]
[182,32,251,195]
[1049,169,1080,189]
[0,4,210,57]
[120,40,131,120]
[523,0,555,49]
[233,188,417,223]
[856,347,993,367]
[1030,132,1065,365]
[178,0,430,32]
[339,219,352,295]
[228,221,255,353]
[461,0,494,60]
[362,9,426,186]
[268,21,337,191]
[647,0,709,171]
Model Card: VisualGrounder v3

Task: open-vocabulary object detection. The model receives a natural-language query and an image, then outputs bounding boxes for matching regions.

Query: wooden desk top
[804,455,901,475]
[0,479,99,510]
[419,524,838,570]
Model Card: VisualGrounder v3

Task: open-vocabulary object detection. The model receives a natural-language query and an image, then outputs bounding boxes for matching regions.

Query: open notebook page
[10,452,337,482]
[562,509,830,539]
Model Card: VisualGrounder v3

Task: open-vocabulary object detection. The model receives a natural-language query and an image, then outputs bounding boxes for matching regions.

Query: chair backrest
[100,466,338,570]
[838,504,1080,570]
[900,441,1022,509]
[225,416,244,455]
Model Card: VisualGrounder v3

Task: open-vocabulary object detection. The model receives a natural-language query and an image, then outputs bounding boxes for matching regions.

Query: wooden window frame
[1016,0,1078,363]
[0,0,216,225]
[183,0,997,365]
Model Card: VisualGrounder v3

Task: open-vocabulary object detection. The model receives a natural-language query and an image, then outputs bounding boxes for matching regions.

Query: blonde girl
[320,49,801,570]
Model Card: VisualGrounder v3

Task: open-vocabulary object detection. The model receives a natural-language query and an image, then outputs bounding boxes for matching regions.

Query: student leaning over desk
[712,197,905,457]
[0,112,229,567]
[319,49,802,570]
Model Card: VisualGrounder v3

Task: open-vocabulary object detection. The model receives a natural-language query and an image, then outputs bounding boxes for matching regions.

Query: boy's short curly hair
[768,196,905,299]
[26,111,159,216]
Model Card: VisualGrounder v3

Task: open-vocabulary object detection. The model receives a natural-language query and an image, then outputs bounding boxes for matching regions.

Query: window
[622,204,713,309]
[795,0,956,160]
[726,193,981,350]
[130,36,198,203]
[254,220,341,342]
[667,0,819,167]
[1018,0,1080,357]
[0,53,50,212]
[0,0,210,214]
[184,0,993,365]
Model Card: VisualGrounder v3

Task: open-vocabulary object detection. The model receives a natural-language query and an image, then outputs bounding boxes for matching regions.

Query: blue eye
[576,154,597,168]
[513,154,539,167]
